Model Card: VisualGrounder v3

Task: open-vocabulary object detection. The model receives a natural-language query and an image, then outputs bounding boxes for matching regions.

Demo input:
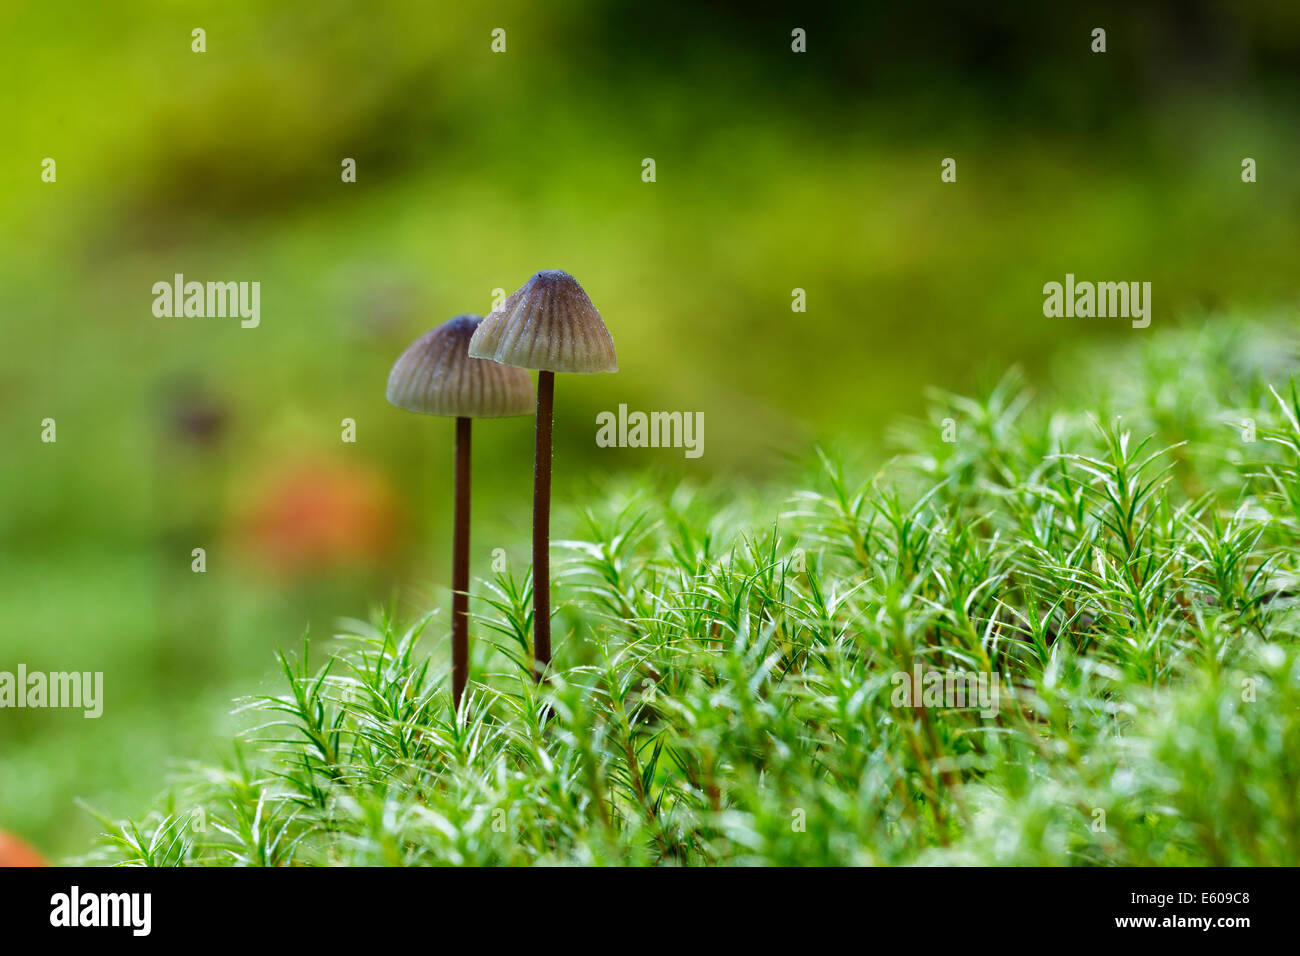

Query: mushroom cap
[468,270,617,374]
[386,314,536,418]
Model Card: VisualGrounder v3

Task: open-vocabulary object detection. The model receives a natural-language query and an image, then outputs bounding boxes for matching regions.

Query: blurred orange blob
[0,831,47,867]
[241,460,402,574]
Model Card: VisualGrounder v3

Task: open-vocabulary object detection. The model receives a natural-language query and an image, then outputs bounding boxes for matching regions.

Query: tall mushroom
[387,314,535,709]
[468,270,617,680]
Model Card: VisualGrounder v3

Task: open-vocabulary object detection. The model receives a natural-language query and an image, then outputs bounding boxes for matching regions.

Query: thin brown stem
[452,416,471,709]
[532,371,554,681]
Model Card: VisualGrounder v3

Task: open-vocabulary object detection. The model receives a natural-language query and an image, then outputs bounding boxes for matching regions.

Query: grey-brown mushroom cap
[467,270,618,374]
[386,314,536,418]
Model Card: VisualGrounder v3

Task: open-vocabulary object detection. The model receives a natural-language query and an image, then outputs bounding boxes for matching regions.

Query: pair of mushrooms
[386,270,617,708]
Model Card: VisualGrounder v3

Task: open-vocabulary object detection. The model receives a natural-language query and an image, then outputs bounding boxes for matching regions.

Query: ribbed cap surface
[468,270,617,373]
[387,314,536,418]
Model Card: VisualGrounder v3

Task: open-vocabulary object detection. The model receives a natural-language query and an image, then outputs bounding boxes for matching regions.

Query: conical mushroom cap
[387,314,536,418]
[468,270,617,373]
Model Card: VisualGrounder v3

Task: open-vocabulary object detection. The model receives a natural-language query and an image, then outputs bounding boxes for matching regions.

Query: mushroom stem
[532,370,554,681]
[452,415,472,709]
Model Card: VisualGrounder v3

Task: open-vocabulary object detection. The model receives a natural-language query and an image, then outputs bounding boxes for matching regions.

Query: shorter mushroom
[387,314,535,709]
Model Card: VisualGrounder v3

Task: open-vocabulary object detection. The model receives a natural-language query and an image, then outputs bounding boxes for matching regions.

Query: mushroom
[387,314,535,709]
[468,270,617,680]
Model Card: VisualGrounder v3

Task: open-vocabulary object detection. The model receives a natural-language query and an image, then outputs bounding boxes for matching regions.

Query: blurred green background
[1,0,1298,858]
